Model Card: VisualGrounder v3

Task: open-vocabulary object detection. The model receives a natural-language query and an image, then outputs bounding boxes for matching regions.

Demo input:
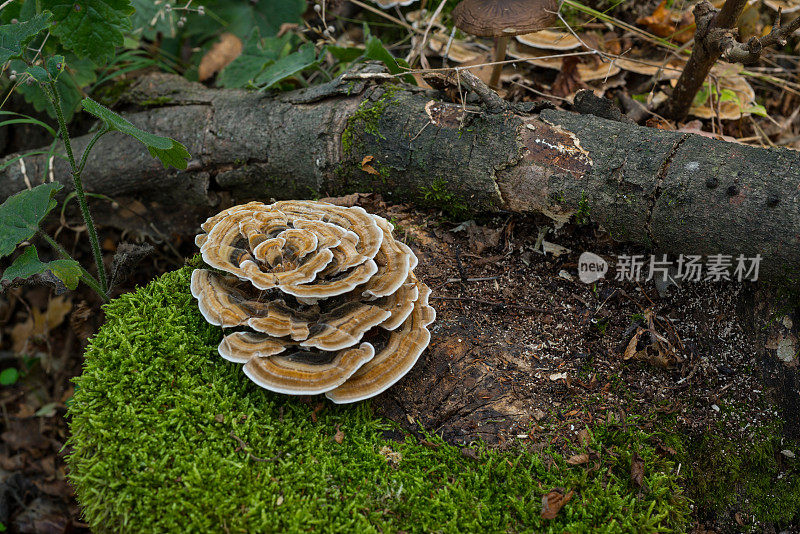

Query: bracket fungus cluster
[190,200,435,403]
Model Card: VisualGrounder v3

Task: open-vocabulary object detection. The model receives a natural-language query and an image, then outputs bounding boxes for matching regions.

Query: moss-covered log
[1,71,799,279]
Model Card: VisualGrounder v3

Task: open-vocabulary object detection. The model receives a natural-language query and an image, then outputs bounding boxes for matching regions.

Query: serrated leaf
[42,0,134,63]
[185,0,304,41]
[12,55,91,121]
[25,65,50,83]
[13,63,82,121]
[0,182,62,258]
[1,245,81,290]
[0,12,52,64]
[254,42,318,89]
[81,98,190,169]
[217,29,291,88]
[46,54,65,79]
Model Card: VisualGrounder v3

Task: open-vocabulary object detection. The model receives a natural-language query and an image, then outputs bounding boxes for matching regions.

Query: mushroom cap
[244,342,376,396]
[613,56,685,79]
[764,0,800,13]
[507,41,621,80]
[516,29,581,50]
[196,200,384,298]
[192,200,434,402]
[219,332,287,363]
[325,281,436,404]
[428,34,483,63]
[371,0,418,8]
[192,269,405,350]
[452,0,558,38]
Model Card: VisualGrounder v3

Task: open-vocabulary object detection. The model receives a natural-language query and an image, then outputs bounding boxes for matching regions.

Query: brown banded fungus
[191,200,435,403]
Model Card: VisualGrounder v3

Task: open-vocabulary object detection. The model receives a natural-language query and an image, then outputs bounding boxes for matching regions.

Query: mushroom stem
[489,35,508,88]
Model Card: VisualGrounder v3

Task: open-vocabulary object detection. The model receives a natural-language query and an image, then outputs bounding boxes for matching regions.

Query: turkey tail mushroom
[191,200,434,401]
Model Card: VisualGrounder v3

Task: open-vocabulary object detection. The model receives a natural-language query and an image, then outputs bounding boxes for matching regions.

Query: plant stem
[77,128,108,175]
[47,81,108,294]
[488,35,508,89]
[38,231,109,302]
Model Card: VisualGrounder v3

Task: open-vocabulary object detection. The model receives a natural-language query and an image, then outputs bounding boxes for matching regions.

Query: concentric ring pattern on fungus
[191,200,435,403]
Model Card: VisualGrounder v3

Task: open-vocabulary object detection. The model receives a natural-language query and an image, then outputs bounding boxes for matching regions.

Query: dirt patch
[353,200,778,453]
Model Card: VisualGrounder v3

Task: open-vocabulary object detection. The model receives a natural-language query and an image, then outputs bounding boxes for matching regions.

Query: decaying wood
[1,69,799,280]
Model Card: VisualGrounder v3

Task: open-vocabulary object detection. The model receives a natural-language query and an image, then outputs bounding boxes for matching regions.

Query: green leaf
[217,31,295,88]
[363,36,414,83]
[25,65,50,83]
[718,88,739,104]
[46,54,65,79]
[0,111,59,137]
[254,42,318,89]
[12,57,89,121]
[185,0,305,41]
[0,182,62,258]
[0,368,19,386]
[41,0,134,63]
[81,98,190,169]
[326,45,364,63]
[217,29,280,88]
[693,84,711,107]
[743,103,767,117]
[1,245,82,290]
[0,12,52,64]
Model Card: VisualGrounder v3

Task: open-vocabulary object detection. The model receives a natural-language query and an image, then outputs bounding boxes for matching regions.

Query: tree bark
[1,71,799,281]
[657,0,747,121]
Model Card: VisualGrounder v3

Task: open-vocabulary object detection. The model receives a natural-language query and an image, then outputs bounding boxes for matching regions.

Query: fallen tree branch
[720,7,800,64]
[1,69,799,280]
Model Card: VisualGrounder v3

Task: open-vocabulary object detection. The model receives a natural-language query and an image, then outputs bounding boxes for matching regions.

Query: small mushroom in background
[764,0,800,14]
[191,200,435,403]
[452,0,558,87]
[371,0,418,8]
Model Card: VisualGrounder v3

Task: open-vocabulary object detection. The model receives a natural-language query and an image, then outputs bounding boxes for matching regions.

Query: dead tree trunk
[1,72,799,280]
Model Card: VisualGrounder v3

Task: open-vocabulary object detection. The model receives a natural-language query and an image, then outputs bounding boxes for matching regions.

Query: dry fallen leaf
[11,295,72,354]
[577,427,591,447]
[198,33,243,81]
[636,0,695,43]
[360,155,380,175]
[631,451,645,487]
[317,192,371,207]
[552,56,587,98]
[541,489,574,519]
[623,328,644,361]
[461,447,480,460]
[566,453,589,465]
[333,425,344,444]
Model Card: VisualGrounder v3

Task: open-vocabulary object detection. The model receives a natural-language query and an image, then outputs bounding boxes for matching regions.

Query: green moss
[67,266,691,533]
[575,192,591,225]
[341,86,400,155]
[420,177,470,220]
[138,96,174,107]
[682,404,800,529]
